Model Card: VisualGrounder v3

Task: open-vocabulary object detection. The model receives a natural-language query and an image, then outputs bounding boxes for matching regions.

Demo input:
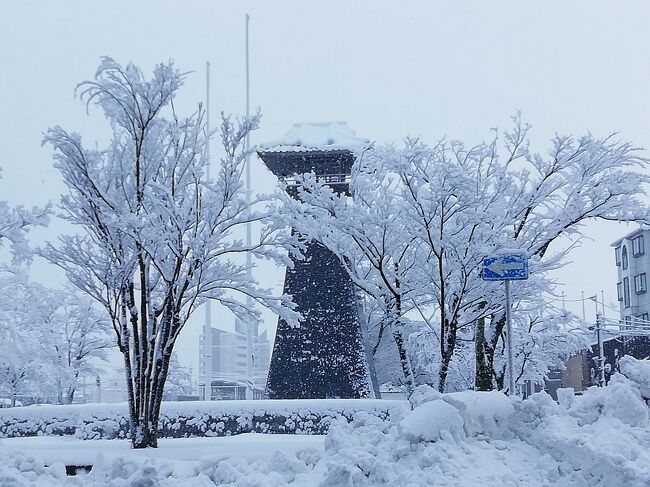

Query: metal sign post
[482,252,529,395]
[504,279,515,395]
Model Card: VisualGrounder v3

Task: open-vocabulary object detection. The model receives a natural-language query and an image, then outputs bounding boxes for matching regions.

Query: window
[615,246,622,266]
[617,282,623,301]
[624,277,630,307]
[635,273,647,294]
[622,245,629,270]
[637,313,649,323]
[633,235,645,257]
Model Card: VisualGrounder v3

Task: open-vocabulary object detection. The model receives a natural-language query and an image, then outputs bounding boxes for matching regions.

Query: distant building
[198,319,271,400]
[612,227,650,325]
[542,229,650,399]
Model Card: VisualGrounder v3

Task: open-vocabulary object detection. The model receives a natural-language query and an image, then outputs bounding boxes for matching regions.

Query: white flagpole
[244,14,256,393]
[202,61,212,401]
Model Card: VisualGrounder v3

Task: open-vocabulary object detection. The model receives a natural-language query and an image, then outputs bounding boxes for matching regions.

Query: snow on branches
[0,166,50,273]
[41,58,297,447]
[280,114,649,394]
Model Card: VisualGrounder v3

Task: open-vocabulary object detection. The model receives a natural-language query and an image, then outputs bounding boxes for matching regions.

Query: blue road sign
[482,254,529,281]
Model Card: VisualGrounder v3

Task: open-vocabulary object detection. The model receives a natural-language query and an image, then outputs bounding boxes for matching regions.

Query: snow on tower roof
[259,121,370,153]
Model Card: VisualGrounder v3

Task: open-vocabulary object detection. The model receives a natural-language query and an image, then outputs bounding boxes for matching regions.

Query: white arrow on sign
[486,260,525,275]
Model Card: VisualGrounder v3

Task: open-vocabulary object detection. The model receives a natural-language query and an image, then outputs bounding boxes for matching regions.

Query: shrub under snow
[0,399,405,440]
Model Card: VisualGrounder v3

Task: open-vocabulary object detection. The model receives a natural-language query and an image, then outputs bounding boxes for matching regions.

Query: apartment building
[198,319,271,400]
[613,228,650,325]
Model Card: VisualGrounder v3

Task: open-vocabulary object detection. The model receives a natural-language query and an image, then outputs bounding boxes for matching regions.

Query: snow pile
[0,444,66,486]
[514,374,650,486]
[619,355,650,399]
[317,399,563,486]
[399,400,464,442]
[443,390,514,438]
[407,384,442,408]
[0,399,406,439]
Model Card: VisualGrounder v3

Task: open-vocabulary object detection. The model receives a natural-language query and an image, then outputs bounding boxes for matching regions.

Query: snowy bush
[0,399,406,440]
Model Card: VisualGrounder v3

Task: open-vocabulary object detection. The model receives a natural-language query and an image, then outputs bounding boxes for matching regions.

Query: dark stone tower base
[265,241,371,399]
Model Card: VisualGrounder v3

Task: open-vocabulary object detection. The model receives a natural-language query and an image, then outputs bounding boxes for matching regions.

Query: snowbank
[0,399,406,440]
[3,366,650,485]
[620,355,650,399]
[443,390,514,438]
[512,373,650,486]
[399,400,465,442]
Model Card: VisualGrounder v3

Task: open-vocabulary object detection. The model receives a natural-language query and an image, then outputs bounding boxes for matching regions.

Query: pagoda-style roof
[258,122,369,178]
[259,121,369,153]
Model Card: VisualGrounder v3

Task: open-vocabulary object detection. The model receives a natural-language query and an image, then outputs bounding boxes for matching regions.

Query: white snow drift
[1,366,650,486]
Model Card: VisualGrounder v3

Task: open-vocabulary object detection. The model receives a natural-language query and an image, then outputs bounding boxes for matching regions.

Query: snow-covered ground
[2,362,650,486]
[2,434,324,467]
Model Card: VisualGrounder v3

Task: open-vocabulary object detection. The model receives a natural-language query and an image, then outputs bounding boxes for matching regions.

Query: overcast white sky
[1,1,649,372]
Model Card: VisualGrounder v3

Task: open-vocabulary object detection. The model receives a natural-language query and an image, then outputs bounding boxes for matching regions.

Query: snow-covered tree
[281,168,423,393]
[0,333,42,407]
[44,295,114,404]
[163,353,193,400]
[281,115,649,395]
[0,162,50,276]
[0,276,47,405]
[472,116,649,391]
[0,275,113,405]
[42,58,296,447]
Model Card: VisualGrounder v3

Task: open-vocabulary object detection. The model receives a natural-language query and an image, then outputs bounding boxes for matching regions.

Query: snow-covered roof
[379,382,406,393]
[259,121,370,153]
[611,225,650,247]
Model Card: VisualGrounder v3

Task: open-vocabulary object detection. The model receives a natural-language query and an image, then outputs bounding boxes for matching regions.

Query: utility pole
[595,313,605,387]
[202,61,213,401]
[244,13,256,396]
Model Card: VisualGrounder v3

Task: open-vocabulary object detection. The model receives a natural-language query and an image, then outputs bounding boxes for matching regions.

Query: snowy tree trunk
[438,317,457,393]
[56,379,63,405]
[356,299,381,399]
[474,316,494,391]
[474,311,507,391]
[66,388,75,405]
[391,294,415,396]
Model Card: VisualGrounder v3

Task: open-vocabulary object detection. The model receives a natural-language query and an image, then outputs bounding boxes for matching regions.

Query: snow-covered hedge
[0,399,406,440]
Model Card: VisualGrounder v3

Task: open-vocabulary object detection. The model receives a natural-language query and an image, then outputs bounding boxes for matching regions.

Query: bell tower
[258,122,372,399]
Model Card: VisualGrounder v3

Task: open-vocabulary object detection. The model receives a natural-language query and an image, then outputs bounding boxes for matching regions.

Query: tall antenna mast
[244,13,256,391]
[202,61,212,401]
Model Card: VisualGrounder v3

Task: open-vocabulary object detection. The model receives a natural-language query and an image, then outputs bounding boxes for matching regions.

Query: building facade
[612,227,650,325]
[198,320,271,400]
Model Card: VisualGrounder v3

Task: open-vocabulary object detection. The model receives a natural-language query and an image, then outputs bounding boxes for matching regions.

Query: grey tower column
[258,122,372,399]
